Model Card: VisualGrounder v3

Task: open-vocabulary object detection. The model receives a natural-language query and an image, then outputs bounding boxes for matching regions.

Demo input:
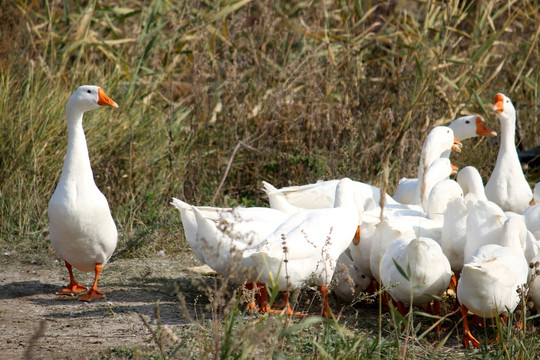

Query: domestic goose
[440,166,486,276]
[48,85,118,301]
[457,216,529,348]
[243,178,361,317]
[394,126,462,205]
[170,199,291,283]
[380,236,451,312]
[485,93,533,213]
[393,116,495,204]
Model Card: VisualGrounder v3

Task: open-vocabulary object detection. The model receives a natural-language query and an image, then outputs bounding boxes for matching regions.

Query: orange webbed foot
[56,283,87,296]
[463,329,480,348]
[79,288,104,302]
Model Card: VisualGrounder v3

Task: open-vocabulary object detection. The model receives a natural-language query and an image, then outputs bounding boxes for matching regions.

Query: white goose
[393,116,495,205]
[442,115,497,157]
[380,236,451,312]
[170,199,288,268]
[262,178,389,215]
[463,198,506,264]
[48,85,118,301]
[440,166,486,276]
[393,126,462,205]
[332,249,372,302]
[485,93,533,213]
[243,178,360,317]
[426,179,463,222]
[457,216,529,348]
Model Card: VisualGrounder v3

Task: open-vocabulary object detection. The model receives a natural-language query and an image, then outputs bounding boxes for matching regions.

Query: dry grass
[1,0,538,257]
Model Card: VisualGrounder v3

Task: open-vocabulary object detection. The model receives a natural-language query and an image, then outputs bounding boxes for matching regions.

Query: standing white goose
[485,93,533,213]
[457,216,529,348]
[48,85,118,301]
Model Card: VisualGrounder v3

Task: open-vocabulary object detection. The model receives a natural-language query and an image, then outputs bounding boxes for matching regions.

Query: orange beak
[353,225,361,245]
[97,88,119,108]
[492,94,504,114]
[531,199,536,206]
[452,137,463,153]
[475,117,497,137]
[450,163,458,175]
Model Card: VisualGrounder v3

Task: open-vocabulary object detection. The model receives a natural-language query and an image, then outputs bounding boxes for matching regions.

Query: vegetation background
[0,0,538,357]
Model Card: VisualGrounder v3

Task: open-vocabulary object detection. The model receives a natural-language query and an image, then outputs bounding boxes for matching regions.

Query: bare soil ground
[0,253,202,360]
[1,252,470,360]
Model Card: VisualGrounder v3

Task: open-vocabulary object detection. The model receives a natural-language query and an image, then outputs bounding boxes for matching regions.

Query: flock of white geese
[48,86,539,348]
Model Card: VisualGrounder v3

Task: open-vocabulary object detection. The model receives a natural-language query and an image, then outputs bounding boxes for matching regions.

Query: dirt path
[0,254,201,360]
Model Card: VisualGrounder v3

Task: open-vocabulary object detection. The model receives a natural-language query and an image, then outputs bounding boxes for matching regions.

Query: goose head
[457,166,487,201]
[492,93,515,121]
[423,126,463,159]
[448,115,497,141]
[67,85,118,114]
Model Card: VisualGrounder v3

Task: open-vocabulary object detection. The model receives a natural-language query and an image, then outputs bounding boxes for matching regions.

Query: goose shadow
[22,275,214,325]
[0,280,59,300]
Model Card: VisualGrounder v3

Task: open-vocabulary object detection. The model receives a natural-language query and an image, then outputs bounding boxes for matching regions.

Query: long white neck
[497,112,518,162]
[58,105,95,187]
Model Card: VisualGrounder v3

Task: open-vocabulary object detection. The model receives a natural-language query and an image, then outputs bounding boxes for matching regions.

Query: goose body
[485,93,533,213]
[458,216,529,316]
[380,236,451,306]
[457,216,529,347]
[332,250,372,302]
[463,198,506,264]
[440,167,487,274]
[48,85,118,301]
[262,178,390,216]
[170,199,288,264]
[170,199,288,283]
[244,178,360,316]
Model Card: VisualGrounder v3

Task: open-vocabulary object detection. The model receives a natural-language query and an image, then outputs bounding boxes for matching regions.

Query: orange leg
[245,283,259,311]
[257,282,270,313]
[461,305,480,348]
[79,264,105,302]
[56,261,87,296]
[267,292,307,318]
[320,286,333,318]
[449,274,458,292]
[426,300,444,332]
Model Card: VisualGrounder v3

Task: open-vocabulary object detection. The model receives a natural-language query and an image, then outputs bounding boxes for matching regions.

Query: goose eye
[87,90,92,94]
[465,120,470,124]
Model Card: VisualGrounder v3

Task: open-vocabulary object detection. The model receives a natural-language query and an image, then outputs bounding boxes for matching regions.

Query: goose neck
[498,115,516,152]
[60,109,94,185]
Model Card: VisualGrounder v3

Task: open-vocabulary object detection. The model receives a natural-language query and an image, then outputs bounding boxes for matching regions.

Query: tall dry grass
[0,0,538,256]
